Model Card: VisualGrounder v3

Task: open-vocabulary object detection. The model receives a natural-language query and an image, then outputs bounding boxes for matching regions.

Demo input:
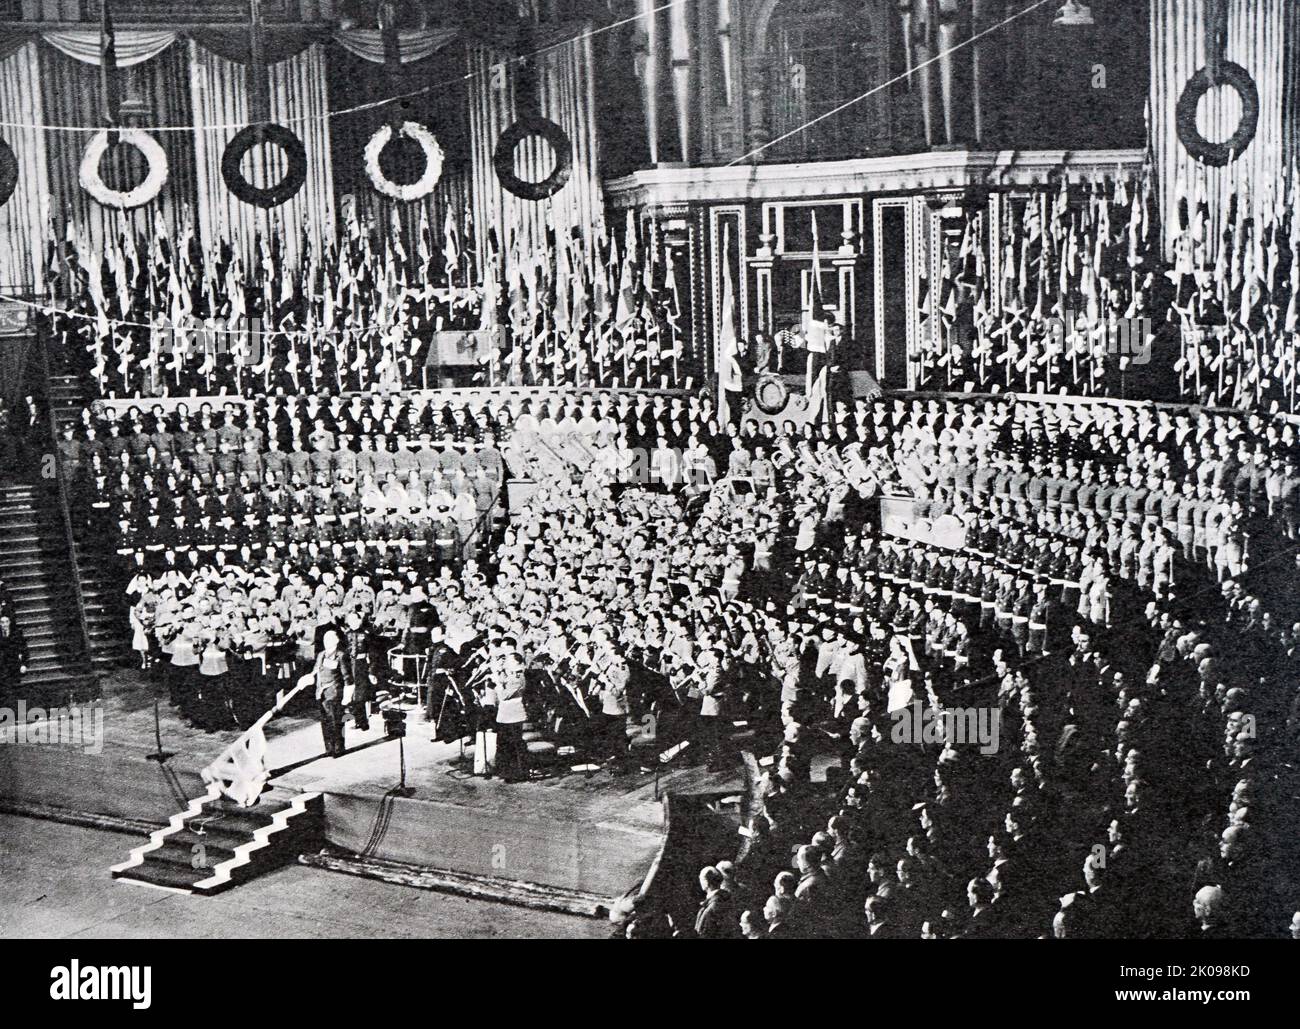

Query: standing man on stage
[495,651,529,783]
[804,306,831,395]
[314,628,352,758]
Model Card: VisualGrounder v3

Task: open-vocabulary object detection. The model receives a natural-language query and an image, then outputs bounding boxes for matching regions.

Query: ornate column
[716,0,735,107]
[913,0,939,146]
[751,219,777,334]
[970,0,992,144]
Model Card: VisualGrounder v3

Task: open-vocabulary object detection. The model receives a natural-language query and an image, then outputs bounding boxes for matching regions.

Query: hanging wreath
[364,121,444,202]
[221,123,308,209]
[1176,62,1259,168]
[0,138,17,209]
[755,373,791,416]
[79,129,168,210]
[493,114,572,201]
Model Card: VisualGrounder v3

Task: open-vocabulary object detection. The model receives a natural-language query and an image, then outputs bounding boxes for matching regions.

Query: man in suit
[693,866,738,939]
[864,893,908,939]
[764,894,798,938]
[313,628,352,757]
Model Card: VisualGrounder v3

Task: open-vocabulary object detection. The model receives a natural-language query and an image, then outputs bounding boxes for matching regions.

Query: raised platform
[0,670,743,906]
[269,709,742,899]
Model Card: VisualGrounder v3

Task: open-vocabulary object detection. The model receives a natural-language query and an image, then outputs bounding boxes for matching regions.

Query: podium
[421,330,498,387]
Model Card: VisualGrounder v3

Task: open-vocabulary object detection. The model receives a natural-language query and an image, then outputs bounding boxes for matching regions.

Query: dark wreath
[1176,62,1258,168]
[0,138,17,209]
[493,114,572,201]
[221,123,308,209]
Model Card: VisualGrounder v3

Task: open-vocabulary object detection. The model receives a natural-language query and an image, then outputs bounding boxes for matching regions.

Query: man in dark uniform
[342,611,375,731]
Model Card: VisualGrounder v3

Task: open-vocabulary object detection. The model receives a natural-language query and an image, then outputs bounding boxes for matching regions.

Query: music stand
[145,688,174,763]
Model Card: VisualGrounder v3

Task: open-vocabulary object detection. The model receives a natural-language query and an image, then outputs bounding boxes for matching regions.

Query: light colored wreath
[364,120,444,201]
[79,129,168,210]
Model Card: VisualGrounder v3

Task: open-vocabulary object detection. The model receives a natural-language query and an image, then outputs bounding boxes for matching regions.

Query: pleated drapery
[41,29,179,68]
[332,28,459,65]
[1150,0,1300,258]
[188,41,335,270]
[41,41,198,257]
[467,24,604,275]
[0,42,51,294]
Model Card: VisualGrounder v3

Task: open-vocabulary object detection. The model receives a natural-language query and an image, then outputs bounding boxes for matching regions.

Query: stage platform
[0,670,745,903]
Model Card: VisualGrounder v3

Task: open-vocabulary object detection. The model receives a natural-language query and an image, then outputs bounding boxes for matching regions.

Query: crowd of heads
[51,364,1299,938]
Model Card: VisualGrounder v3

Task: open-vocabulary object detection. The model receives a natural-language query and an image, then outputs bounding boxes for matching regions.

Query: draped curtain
[0,42,51,294]
[332,28,459,65]
[468,24,604,276]
[326,41,471,272]
[1151,0,1300,258]
[189,41,335,270]
[41,29,178,67]
[40,39,198,258]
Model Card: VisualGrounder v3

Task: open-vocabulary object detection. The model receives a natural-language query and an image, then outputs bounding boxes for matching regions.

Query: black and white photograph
[0,0,1293,982]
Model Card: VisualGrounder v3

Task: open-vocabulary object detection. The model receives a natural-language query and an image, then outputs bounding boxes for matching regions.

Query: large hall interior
[0,0,1298,942]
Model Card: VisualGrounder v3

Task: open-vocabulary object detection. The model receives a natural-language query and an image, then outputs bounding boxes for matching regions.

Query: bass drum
[754,373,791,416]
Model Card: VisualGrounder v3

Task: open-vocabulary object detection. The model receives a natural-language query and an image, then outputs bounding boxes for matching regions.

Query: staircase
[46,375,131,671]
[46,374,87,435]
[0,483,97,701]
[71,546,131,673]
[111,784,323,894]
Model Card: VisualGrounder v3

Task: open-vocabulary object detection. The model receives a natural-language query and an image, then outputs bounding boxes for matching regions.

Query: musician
[402,584,438,657]
[341,611,374,732]
[696,647,725,767]
[495,651,529,783]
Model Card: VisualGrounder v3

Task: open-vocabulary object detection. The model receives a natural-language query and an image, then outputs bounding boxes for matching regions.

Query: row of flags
[41,200,693,393]
[916,163,1163,394]
[489,208,690,388]
[917,160,1300,412]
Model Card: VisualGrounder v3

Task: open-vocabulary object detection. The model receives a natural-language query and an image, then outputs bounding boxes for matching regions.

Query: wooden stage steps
[110,784,323,895]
